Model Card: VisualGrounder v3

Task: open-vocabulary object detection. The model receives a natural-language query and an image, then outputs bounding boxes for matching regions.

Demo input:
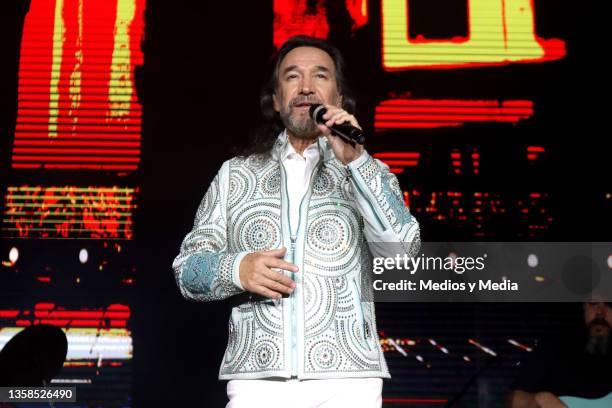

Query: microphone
[309,104,366,145]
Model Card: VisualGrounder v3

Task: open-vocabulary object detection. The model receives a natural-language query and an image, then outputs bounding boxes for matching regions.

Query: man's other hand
[239,247,298,300]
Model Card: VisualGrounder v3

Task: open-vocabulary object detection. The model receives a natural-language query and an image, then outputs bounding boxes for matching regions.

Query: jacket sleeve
[172,160,249,302]
[346,151,421,258]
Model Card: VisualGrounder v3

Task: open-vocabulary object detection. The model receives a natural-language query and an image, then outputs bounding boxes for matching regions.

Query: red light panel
[375,99,534,130]
[3,185,138,239]
[13,0,145,171]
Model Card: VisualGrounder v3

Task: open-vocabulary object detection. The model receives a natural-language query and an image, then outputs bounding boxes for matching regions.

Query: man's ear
[273,93,280,112]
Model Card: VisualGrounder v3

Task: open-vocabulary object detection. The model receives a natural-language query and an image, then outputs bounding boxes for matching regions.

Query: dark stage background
[0,0,608,407]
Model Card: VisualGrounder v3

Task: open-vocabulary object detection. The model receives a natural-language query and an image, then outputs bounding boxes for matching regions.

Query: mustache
[290,97,321,107]
[588,317,611,329]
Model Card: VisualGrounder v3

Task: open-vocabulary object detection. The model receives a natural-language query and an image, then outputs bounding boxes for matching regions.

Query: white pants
[226,378,383,408]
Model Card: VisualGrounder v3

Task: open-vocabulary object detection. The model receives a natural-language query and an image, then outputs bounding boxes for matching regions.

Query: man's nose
[299,77,314,94]
[595,302,606,315]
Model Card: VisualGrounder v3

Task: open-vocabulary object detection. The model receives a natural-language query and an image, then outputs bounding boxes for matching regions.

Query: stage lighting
[527,254,538,268]
[8,247,19,264]
[79,248,89,264]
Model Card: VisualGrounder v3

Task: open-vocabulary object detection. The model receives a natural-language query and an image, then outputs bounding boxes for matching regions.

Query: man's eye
[316,74,328,79]
[286,74,298,79]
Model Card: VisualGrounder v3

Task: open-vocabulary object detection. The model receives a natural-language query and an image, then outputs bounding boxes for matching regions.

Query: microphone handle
[329,123,366,145]
[310,104,366,145]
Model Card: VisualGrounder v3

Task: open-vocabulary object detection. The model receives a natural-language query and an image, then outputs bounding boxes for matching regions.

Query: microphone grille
[309,104,325,122]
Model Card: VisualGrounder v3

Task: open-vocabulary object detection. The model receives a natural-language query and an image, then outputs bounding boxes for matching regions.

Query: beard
[585,318,610,356]
[279,102,321,140]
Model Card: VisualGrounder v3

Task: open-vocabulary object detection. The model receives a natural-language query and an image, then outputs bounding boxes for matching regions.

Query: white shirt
[281,138,320,235]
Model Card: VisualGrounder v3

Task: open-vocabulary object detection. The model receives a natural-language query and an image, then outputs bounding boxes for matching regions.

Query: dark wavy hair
[239,35,356,157]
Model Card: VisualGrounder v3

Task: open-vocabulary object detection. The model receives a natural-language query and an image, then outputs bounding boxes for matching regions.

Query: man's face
[584,302,612,334]
[273,46,342,139]
[584,302,611,354]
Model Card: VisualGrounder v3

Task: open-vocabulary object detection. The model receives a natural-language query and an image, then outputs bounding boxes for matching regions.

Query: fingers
[316,122,333,137]
[244,270,294,299]
[260,247,299,272]
[254,285,284,300]
[251,270,295,300]
[325,112,355,128]
[265,257,299,273]
[262,275,295,295]
[263,268,296,290]
[321,105,361,129]
[262,247,287,257]
[239,248,299,300]
[318,108,365,164]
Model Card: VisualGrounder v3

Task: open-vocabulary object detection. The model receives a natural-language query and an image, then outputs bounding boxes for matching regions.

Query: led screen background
[0,0,606,407]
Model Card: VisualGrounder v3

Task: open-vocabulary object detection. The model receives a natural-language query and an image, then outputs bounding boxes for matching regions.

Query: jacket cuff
[230,251,249,291]
[346,150,369,168]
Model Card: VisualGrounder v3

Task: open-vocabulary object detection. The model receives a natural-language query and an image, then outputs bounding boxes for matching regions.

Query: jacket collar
[271,129,334,162]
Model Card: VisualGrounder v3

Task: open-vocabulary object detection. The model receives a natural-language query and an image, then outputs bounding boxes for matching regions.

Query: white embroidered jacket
[172,132,420,380]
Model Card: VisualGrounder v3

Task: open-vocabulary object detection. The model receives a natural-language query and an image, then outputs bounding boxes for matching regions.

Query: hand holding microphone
[309,104,366,145]
[309,104,365,165]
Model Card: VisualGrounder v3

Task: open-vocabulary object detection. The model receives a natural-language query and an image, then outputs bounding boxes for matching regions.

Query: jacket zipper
[282,154,322,378]
[289,233,297,377]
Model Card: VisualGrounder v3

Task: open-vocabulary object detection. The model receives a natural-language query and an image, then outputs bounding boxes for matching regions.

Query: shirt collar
[272,129,334,162]
[282,136,319,161]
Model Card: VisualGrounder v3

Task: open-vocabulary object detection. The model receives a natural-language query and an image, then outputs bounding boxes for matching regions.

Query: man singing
[172,35,420,407]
